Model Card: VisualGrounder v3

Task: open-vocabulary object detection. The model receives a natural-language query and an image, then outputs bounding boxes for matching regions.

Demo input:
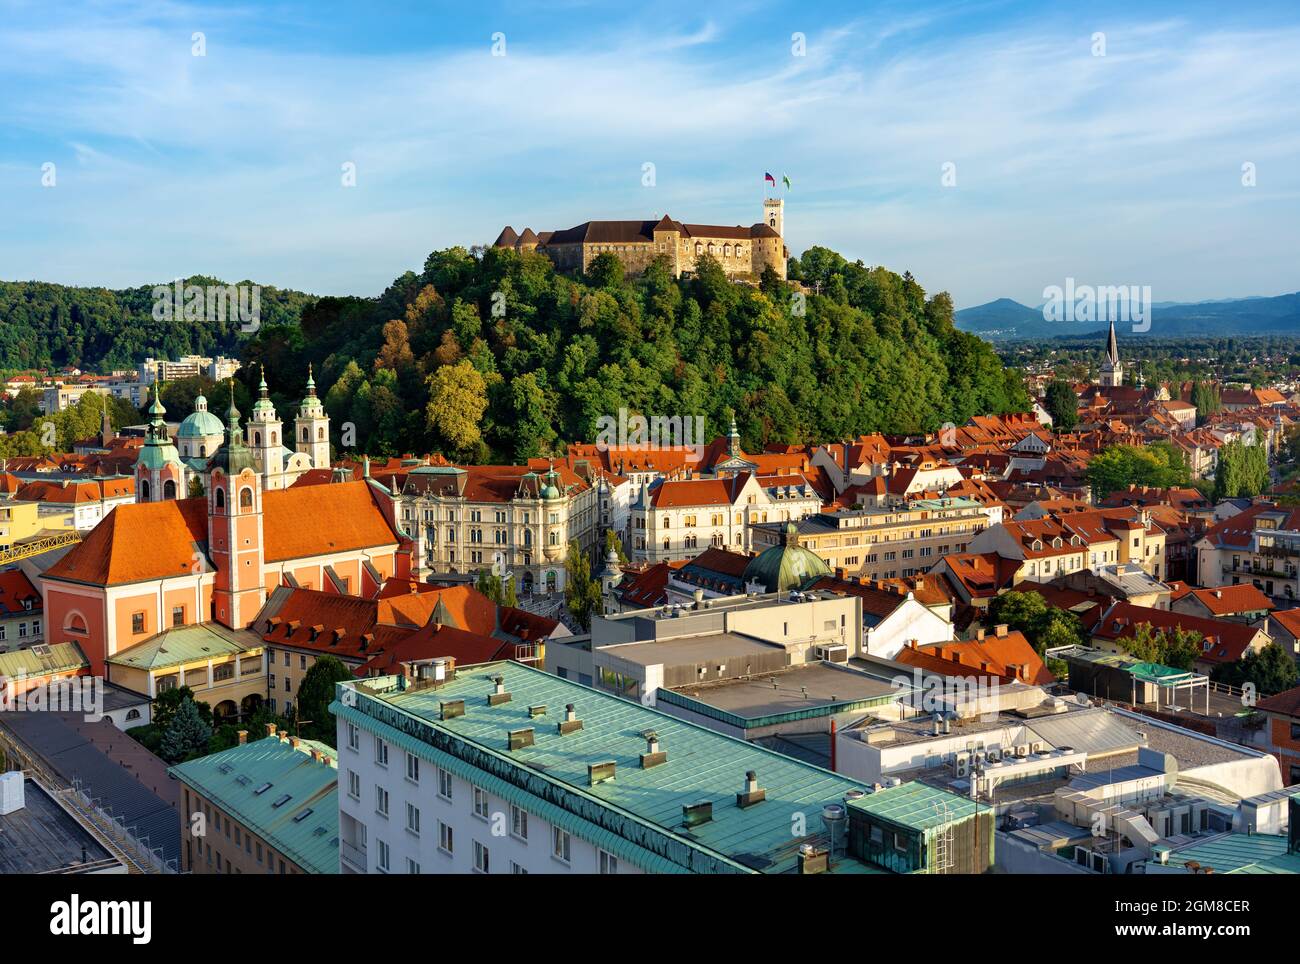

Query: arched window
[254,431,262,446]
[199,445,206,457]
[271,431,277,445]
[126,708,141,721]
[239,487,253,509]
[65,612,88,635]
[214,487,225,509]
[301,428,309,442]
[140,479,150,500]
[163,479,177,500]
[723,244,731,258]
[318,427,325,440]
[707,243,715,255]
[695,242,702,255]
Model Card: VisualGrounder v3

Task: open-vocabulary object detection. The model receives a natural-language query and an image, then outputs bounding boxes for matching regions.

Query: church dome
[177,394,225,438]
[742,522,830,593]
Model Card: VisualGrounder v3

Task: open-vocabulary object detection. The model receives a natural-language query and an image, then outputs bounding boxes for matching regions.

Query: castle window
[254,431,262,446]
[302,428,309,442]
[215,487,225,509]
[707,243,715,255]
[200,445,206,457]
[318,428,325,440]
[240,487,254,509]
[140,480,150,500]
[723,244,731,258]
[271,432,277,445]
[163,479,177,500]
[695,242,702,255]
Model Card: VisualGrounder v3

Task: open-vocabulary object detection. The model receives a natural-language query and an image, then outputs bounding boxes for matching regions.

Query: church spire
[1106,318,1119,367]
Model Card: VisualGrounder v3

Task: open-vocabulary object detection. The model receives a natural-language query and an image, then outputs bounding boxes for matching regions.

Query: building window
[374,736,388,767]
[510,861,528,875]
[406,802,421,836]
[132,612,145,634]
[171,605,185,626]
[473,786,489,818]
[407,858,420,875]
[347,770,360,800]
[376,839,390,873]
[375,786,389,817]
[438,821,454,855]
[347,723,359,751]
[405,751,420,783]
[552,827,571,864]
[511,805,528,841]
[473,841,490,874]
[599,850,618,874]
[438,767,452,801]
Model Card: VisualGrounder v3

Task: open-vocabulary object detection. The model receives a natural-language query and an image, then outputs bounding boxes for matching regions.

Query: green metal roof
[332,661,893,875]
[742,537,832,594]
[177,402,225,438]
[847,781,981,832]
[1150,832,1295,874]
[0,642,88,678]
[108,623,261,671]
[169,736,339,874]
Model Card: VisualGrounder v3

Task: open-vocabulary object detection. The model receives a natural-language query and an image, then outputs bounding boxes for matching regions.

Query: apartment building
[399,463,599,594]
[170,729,339,875]
[0,570,43,651]
[750,497,995,581]
[1196,503,1300,606]
[333,658,919,875]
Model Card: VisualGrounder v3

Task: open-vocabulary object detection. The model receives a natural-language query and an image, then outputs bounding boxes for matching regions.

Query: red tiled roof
[0,570,41,616]
[1092,601,1263,664]
[1256,685,1300,718]
[45,481,400,587]
[1181,584,1274,616]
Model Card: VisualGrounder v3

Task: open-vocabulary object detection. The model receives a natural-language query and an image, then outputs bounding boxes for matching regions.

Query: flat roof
[600,632,783,668]
[671,662,898,720]
[0,778,116,874]
[848,781,980,831]
[333,661,890,874]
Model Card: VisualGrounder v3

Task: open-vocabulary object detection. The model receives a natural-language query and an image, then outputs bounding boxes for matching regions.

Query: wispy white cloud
[0,2,1297,307]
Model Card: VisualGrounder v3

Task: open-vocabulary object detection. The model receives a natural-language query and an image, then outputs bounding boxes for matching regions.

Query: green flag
[782,174,792,190]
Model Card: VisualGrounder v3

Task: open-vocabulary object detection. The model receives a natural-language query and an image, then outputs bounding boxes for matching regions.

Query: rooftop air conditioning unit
[1015,744,1030,758]
[814,644,849,663]
[1031,741,1046,754]
[951,751,971,778]
[986,747,1002,763]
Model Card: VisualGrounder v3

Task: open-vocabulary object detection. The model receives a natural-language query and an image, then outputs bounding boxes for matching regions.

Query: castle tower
[294,364,331,469]
[134,383,184,502]
[1099,319,1124,387]
[206,389,265,629]
[246,367,285,489]
[763,197,784,237]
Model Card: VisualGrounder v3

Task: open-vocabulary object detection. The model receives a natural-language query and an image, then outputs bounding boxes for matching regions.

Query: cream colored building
[749,497,996,580]
[400,463,600,594]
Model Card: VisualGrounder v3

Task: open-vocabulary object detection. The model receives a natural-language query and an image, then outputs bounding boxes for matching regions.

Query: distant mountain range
[955,292,1300,340]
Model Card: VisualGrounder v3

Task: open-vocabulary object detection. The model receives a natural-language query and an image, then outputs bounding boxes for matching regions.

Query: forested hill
[235,245,1028,463]
[0,277,314,372]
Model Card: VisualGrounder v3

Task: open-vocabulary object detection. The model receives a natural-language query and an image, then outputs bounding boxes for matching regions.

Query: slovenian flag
[764,172,776,187]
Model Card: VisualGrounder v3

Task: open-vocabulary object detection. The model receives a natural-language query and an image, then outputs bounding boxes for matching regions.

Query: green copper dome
[177,394,225,438]
[742,523,831,593]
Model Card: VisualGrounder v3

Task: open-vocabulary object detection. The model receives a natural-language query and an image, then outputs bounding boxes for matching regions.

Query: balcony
[340,840,367,871]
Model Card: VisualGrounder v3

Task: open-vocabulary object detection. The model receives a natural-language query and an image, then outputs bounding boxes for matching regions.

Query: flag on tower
[764,172,776,187]
[782,174,792,190]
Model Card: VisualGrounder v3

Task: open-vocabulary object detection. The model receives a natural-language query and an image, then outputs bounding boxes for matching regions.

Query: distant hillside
[956,292,1300,341]
[0,277,315,373]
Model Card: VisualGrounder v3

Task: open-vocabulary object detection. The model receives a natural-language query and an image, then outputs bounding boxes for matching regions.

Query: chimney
[265,723,277,738]
[682,800,713,827]
[640,731,667,769]
[558,703,583,735]
[798,844,829,875]
[737,770,766,809]
[488,675,512,706]
[976,628,986,641]
[996,623,1008,637]
[237,730,248,745]
[943,715,951,735]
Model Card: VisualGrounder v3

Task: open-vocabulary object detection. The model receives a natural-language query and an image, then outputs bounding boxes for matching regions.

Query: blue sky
[2,0,1298,308]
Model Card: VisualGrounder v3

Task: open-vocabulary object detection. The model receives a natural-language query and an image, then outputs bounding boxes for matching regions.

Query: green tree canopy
[294,655,355,746]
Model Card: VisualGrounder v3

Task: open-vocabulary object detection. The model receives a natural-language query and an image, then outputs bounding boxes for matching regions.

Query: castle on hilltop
[493,199,788,280]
